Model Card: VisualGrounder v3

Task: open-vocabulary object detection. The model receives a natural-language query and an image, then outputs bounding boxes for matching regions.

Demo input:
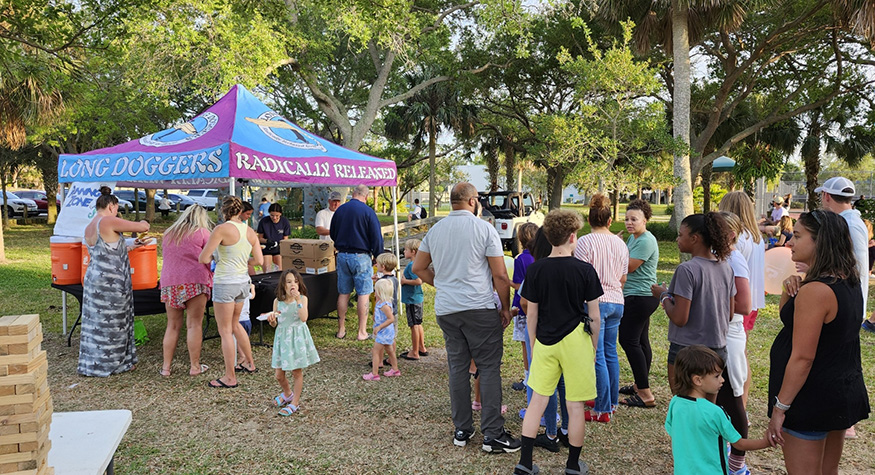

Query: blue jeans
[595,302,623,413]
[524,324,568,436]
[336,252,373,295]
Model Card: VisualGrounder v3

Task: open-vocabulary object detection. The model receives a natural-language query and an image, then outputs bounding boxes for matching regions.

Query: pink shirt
[573,232,628,304]
[160,228,213,288]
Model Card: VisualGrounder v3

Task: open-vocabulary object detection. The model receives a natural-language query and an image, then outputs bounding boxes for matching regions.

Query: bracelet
[660,293,673,306]
[774,396,791,411]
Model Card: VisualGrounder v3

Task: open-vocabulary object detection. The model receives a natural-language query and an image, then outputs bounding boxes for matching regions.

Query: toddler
[665,345,773,474]
[363,279,400,380]
[400,240,427,360]
[267,269,320,415]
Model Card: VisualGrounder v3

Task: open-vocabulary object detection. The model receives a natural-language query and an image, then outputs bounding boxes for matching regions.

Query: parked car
[167,193,197,211]
[478,191,545,256]
[113,190,177,212]
[1,191,39,218]
[13,190,54,214]
[185,189,219,210]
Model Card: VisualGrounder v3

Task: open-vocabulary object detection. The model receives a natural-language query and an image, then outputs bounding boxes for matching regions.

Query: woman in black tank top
[767,210,869,474]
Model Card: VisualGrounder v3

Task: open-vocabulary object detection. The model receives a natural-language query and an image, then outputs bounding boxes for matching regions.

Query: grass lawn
[1,218,874,474]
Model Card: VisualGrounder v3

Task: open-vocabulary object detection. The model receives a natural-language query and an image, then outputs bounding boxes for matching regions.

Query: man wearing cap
[758,196,789,236]
[815,176,869,440]
[315,191,343,242]
[330,185,383,340]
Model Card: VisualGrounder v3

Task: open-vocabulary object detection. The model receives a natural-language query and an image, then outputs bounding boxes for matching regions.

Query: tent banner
[59,144,229,183]
[54,182,117,238]
[231,144,397,187]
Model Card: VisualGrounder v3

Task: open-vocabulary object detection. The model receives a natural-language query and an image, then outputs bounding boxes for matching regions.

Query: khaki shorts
[212,281,250,304]
[528,323,596,402]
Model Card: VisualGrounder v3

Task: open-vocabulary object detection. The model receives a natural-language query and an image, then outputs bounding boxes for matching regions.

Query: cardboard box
[280,239,334,259]
[281,256,336,275]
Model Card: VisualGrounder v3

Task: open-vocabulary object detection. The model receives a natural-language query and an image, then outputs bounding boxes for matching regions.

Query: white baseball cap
[814,176,856,197]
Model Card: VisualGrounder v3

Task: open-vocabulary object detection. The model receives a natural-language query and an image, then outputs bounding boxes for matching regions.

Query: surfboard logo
[139,112,219,147]
[246,111,326,152]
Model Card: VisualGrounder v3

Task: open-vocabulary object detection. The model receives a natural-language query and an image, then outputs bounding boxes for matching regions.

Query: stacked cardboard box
[0,315,53,475]
[280,239,336,274]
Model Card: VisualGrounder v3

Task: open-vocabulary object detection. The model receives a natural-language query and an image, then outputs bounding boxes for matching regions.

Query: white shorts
[726,319,748,397]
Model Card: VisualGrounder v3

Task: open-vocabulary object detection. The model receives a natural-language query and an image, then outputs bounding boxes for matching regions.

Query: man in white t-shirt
[408,198,423,220]
[758,196,789,236]
[315,191,343,242]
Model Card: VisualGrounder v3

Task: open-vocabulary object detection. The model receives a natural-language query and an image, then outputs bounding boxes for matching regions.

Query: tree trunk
[504,143,516,191]
[612,189,620,223]
[702,161,713,213]
[546,166,566,211]
[428,123,437,215]
[145,189,156,222]
[803,115,823,211]
[486,144,500,192]
[670,0,694,230]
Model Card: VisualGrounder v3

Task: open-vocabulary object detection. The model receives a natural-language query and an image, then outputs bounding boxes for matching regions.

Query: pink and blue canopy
[58,85,397,188]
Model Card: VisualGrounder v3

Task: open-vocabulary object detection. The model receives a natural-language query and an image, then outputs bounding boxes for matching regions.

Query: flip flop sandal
[189,364,209,376]
[335,331,346,339]
[619,394,656,408]
[619,385,637,395]
[159,368,171,377]
[513,463,539,474]
[400,354,420,361]
[419,351,429,356]
[278,404,299,416]
[207,378,238,389]
[234,364,258,374]
[274,392,295,407]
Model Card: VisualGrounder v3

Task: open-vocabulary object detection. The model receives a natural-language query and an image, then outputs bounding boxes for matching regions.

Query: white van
[185,189,219,210]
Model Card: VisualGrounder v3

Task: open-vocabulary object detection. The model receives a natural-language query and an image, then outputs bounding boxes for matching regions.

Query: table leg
[107,456,114,475]
[66,311,83,347]
[62,292,67,335]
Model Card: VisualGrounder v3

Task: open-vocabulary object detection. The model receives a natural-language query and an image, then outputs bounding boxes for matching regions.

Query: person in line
[258,196,271,220]
[257,203,291,273]
[199,196,263,389]
[573,194,628,423]
[330,185,384,340]
[618,199,660,408]
[78,186,150,377]
[268,269,320,415]
[363,279,400,380]
[665,345,773,475]
[315,191,342,242]
[514,209,602,475]
[510,223,538,391]
[400,239,427,360]
[160,205,213,377]
[770,210,870,473]
[412,182,519,453]
[719,211,754,475]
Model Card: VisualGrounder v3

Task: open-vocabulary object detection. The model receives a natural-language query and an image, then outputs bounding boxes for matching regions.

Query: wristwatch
[774,396,791,411]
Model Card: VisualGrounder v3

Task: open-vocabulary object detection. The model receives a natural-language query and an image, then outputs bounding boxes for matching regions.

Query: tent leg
[392,187,402,318]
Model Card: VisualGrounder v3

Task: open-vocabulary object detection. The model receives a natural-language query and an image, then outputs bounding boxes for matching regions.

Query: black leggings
[618,295,659,390]
[717,368,748,456]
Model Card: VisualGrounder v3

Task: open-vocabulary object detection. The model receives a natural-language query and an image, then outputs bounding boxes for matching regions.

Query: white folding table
[47,410,132,475]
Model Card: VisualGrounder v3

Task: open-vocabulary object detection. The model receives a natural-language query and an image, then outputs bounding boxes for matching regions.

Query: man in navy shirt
[330,185,384,340]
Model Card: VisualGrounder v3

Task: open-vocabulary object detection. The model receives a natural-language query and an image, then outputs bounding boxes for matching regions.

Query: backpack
[420,207,428,219]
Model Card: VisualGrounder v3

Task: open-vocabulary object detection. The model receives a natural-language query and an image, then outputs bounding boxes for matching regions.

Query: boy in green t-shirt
[665,346,774,474]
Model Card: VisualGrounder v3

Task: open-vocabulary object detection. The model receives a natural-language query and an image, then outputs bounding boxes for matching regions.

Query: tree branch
[422,1,479,35]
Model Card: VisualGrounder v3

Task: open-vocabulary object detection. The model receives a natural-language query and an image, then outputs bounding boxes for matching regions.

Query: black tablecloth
[51,282,167,316]
[250,271,338,318]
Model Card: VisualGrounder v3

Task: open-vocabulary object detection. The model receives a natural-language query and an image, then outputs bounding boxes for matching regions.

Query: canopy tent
[57,84,397,189]
[711,155,736,172]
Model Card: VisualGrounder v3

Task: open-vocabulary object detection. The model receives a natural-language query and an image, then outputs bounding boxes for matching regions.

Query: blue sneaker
[728,465,750,475]
[862,320,875,333]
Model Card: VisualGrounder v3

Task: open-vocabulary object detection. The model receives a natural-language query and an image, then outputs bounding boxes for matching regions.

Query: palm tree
[384,70,478,215]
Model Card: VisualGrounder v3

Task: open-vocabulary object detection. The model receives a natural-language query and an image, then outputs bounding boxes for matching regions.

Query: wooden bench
[47,410,132,475]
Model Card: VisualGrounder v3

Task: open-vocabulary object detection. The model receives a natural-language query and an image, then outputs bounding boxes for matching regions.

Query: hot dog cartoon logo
[246,111,326,152]
[140,112,219,147]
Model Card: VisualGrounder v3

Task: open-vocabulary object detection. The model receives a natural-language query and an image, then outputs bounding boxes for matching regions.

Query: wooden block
[0,426,18,437]
[6,317,39,336]
[0,432,36,446]
[0,446,15,456]
[0,317,19,336]
[0,453,32,466]
[15,461,36,471]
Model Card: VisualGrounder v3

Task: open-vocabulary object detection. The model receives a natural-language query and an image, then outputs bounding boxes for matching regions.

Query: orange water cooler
[50,236,82,285]
[80,239,90,284]
[79,238,158,290]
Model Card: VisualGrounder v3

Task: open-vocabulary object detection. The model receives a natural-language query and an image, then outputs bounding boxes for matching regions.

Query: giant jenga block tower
[0,315,53,475]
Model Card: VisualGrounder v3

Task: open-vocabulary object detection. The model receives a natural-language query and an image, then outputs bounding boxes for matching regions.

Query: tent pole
[229,178,236,198]
[58,183,67,334]
[392,186,402,318]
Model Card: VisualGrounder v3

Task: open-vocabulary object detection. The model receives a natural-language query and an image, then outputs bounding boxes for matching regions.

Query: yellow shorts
[528,323,596,402]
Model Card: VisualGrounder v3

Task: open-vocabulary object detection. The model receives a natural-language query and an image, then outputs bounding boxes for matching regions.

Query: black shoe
[511,379,526,391]
[534,433,560,453]
[557,430,570,448]
[453,428,475,447]
[514,463,540,474]
[482,429,521,453]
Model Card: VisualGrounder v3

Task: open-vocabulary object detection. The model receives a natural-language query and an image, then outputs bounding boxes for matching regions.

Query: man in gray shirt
[412,182,520,453]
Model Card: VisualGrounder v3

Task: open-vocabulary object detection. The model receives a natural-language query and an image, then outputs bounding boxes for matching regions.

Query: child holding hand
[400,240,427,360]
[268,269,320,416]
[363,279,400,380]
[666,345,775,474]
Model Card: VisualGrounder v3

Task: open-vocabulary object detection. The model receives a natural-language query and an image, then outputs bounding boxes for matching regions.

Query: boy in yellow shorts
[516,210,603,475]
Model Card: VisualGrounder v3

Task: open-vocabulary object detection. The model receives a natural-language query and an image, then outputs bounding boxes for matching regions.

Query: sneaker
[557,430,570,448]
[728,465,750,475]
[453,428,475,447]
[534,433,560,453]
[482,429,521,453]
[862,320,875,333]
[511,379,526,391]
